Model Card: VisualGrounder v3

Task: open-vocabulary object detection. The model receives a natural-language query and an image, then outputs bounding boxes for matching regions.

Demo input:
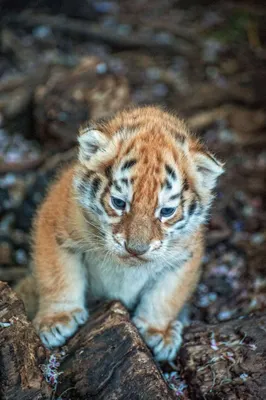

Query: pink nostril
[125,243,150,256]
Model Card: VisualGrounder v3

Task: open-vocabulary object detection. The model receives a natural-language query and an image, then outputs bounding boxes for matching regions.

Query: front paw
[34,308,88,348]
[133,316,183,361]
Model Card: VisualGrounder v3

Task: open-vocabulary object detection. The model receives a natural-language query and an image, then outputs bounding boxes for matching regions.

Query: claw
[34,308,89,348]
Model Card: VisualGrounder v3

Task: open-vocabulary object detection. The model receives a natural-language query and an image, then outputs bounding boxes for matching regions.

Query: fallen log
[180,314,266,399]
[0,281,51,400]
[0,281,175,399]
[56,301,175,399]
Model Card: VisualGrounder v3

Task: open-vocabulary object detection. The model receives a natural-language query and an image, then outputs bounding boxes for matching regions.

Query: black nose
[125,243,150,256]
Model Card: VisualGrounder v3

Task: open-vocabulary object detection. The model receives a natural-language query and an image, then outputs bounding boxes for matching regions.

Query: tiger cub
[16,106,223,361]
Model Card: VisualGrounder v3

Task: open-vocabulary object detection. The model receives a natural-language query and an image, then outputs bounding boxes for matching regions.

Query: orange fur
[16,106,223,360]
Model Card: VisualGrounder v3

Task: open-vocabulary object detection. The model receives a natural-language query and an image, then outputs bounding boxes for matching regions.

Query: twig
[119,14,200,43]
[0,155,46,174]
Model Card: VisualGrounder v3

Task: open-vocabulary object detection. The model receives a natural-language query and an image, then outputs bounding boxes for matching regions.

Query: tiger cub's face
[74,107,223,265]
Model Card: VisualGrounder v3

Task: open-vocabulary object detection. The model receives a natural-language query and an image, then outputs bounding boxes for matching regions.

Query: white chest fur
[83,244,191,310]
[84,252,151,309]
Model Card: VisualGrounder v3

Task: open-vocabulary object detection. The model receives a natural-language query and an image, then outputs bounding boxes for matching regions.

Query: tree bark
[0,281,175,400]
[0,281,51,400]
[56,301,175,399]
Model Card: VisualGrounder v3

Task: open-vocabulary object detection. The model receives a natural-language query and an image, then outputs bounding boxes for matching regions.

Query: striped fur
[17,106,224,361]
[75,106,223,254]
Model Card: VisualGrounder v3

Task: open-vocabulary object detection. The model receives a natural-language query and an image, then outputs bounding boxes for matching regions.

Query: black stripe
[169,193,180,200]
[113,180,122,193]
[174,219,187,230]
[165,179,172,190]
[121,159,137,170]
[193,191,202,215]
[195,204,203,216]
[175,196,200,230]
[83,143,98,160]
[105,165,112,180]
[78,174,92,195]
[165,164,176,180]
[100,185,109,210]
[91,177,101,198]
[100,185,117,217]
[183,179,189,191]
[92,205,103,216]
[180,192,185,208]
[206,152,220,166]
[178,135,186,144]
[121,178,129,186]
[173,193,185,228]
[188,200,197,216]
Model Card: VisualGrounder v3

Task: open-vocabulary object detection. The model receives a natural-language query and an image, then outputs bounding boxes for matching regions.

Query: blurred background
[0,0,265,394]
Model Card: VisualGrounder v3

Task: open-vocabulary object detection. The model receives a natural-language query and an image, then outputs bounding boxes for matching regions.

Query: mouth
[117,253,149,263]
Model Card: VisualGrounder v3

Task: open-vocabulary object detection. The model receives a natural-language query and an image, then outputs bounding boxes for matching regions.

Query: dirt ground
[0,1,266,398]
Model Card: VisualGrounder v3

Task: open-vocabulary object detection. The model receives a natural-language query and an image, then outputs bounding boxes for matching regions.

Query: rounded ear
[194,151,224,190]
[78,127,109,164]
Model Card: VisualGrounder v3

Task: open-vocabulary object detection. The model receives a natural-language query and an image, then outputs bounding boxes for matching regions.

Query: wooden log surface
[56,301,175,399]
[0,281,51,400]
[180,314,266,400]
[0,281,175,400]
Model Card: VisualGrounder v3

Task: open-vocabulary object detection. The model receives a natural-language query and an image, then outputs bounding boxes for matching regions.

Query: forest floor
[0,1,266,398]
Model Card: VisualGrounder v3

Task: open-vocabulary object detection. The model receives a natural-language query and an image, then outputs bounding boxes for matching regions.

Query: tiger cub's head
[74,107,223,265]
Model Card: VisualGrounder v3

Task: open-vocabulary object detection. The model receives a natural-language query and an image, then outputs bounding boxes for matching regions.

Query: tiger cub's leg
[133,253,201,361]
[33,249,88,348]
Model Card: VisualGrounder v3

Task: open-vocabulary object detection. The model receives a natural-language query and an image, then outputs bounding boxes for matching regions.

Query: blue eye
[160,207,177,218]
[111,196,126,210]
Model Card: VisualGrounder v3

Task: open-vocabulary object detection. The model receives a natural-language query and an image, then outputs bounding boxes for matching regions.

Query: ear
[194,151,224,190]
[78,127,109,164]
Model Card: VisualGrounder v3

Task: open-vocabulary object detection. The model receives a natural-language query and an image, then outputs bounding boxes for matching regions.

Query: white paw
[34,308,89,348]
[133,316,183,362]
